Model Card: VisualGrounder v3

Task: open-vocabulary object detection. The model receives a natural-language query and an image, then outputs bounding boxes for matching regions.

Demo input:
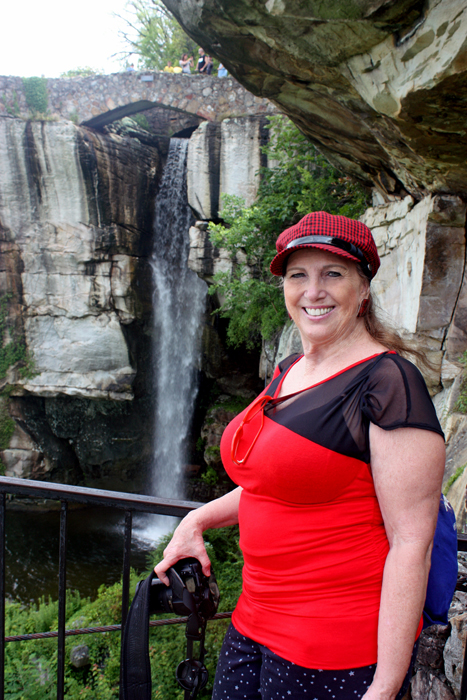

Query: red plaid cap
[270,211,380,279]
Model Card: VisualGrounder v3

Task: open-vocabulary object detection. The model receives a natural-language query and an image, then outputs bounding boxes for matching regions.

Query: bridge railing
[0,476,232,700]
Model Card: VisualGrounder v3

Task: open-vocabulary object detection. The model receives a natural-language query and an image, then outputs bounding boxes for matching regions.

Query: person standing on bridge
[197,48,207,73]
[180,53,193,74]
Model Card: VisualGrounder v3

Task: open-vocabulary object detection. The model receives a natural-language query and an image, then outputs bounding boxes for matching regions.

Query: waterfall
[150,138,207,504]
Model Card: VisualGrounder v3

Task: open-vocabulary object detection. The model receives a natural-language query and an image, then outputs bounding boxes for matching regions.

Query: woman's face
[283,248,369,350]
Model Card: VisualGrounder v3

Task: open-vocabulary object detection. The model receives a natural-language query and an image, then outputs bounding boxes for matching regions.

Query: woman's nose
[303,277,325,300]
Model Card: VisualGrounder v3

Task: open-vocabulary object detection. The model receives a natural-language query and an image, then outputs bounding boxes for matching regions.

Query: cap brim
[270,243,360,276]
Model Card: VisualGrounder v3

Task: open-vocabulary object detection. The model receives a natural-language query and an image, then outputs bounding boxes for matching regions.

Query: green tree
[208,115,371,349]
[118,0,198,70]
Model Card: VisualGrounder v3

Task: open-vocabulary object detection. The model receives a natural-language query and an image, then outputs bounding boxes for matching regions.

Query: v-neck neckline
[274,351,395,399]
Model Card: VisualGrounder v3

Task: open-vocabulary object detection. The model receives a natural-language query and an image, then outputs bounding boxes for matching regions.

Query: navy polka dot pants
[212,623,417,700]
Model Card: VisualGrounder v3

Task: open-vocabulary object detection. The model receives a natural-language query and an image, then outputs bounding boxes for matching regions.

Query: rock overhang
[162,0,467,198]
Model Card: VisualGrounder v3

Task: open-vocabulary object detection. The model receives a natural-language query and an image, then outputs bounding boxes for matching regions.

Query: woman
[155,211,445,700]
[179,53,193,74]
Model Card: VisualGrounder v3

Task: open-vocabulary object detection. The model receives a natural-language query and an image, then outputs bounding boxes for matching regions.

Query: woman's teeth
[304,307,333,317]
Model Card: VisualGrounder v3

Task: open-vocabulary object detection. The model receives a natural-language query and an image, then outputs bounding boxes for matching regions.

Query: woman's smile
[303,305,334,317]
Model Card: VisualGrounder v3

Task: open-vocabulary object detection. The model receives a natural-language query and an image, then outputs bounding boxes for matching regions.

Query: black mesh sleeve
[361,355,444,438]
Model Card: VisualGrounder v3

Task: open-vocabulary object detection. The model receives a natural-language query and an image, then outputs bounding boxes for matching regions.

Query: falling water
[149,138,207,514]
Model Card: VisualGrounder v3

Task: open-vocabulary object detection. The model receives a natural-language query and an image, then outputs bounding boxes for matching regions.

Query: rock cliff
[187,116,268,220]
[0,116,165,487]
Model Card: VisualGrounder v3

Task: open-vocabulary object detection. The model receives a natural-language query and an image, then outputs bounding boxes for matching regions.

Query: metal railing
[0,475,466,700]
[0,475,233,700]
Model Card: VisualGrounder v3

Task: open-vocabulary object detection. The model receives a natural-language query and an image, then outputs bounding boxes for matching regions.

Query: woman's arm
[154,486,242,585]
[362,425,445,700]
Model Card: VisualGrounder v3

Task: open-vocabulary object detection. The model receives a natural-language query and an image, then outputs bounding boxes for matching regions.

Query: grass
[454,352,467,414]
[443,464,467,495]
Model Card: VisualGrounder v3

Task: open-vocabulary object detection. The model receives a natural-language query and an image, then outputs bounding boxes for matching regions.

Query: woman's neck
[279,326,386,396]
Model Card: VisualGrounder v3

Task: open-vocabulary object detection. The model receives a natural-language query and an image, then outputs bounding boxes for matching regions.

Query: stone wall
[0,72,276,129]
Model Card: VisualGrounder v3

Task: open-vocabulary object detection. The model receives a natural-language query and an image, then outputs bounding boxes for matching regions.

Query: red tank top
[220,352,443,669]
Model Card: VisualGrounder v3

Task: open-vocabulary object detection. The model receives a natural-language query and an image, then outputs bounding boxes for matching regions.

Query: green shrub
[201,464,219,485]
[22,77,48,115]
[0,400,15,450]
[1,92,20,117]
[131,113,151,131]
[0,294,35,381]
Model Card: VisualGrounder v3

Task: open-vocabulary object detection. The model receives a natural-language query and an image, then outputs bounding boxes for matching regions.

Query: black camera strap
[177,612,209,700]
[121,562,218,700]
[120,572,155,700]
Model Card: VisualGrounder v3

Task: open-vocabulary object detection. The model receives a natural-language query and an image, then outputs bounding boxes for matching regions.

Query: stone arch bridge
[0,72,276,129]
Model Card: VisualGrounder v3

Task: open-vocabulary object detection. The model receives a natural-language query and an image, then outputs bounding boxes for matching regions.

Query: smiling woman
[155,211,446,700]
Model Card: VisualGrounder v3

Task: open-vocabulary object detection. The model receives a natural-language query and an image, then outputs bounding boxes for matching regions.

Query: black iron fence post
[0,493,5,700]
[57,501,68,700]
[119,510,133,700]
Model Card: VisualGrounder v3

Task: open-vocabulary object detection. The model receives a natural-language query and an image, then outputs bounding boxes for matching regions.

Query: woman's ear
[357,298,369,318]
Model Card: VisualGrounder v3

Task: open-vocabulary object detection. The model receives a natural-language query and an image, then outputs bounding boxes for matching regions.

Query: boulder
[187,116,268,220]
[444,612,467,696]
[70,645,90,669]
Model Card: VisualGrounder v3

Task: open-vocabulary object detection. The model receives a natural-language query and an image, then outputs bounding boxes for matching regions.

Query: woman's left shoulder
[363,353,443,436]
[368,352,427,388]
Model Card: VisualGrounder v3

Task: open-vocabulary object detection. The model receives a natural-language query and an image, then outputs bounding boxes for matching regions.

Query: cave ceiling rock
[163,0,467,197]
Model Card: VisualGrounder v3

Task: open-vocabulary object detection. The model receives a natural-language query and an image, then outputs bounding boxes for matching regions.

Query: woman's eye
[327,270,342,278]
[288,272,305,279]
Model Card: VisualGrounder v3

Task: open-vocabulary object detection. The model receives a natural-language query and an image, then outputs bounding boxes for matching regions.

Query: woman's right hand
[154,511,211,585]
[154,487,242,584]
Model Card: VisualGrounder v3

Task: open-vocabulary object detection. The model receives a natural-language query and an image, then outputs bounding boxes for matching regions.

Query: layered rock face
[163,0,467,199]
[0,116,164,487]
[187,116,268,220]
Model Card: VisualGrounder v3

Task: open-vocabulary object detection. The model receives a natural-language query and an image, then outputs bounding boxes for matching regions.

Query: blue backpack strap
[423,494,458,628]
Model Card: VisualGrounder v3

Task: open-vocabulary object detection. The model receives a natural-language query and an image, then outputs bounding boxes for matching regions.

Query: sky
[0,0,135,78]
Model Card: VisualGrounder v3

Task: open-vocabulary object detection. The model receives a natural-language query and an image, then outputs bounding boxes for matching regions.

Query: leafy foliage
[454,352,467,414]
[0,398,15,451]
[209,115,371,349]
[0,293,35,381]
[118,0,198,70]
[443,463,467,496]
[1,91,20,117]
[60,67,103,78]
[22,77,48,115]
[3,526,243,699]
